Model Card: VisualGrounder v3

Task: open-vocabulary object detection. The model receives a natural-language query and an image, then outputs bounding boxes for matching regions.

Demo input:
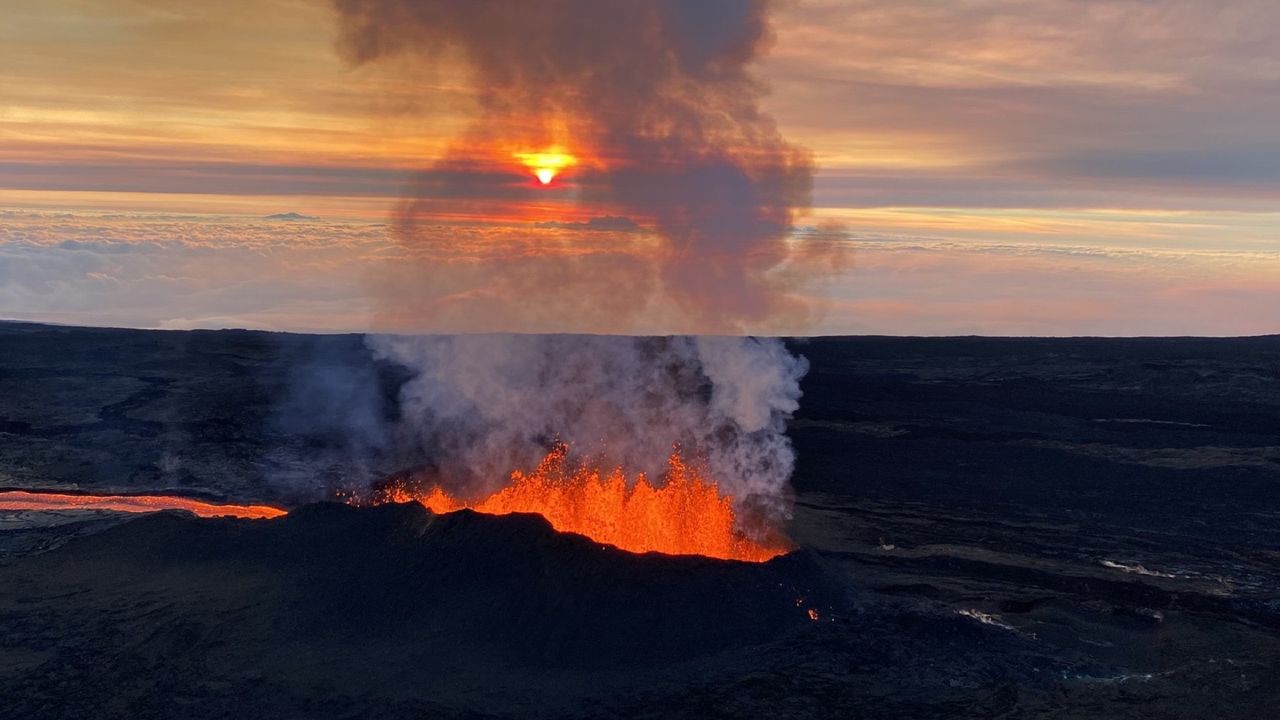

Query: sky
[2,0,1278,336]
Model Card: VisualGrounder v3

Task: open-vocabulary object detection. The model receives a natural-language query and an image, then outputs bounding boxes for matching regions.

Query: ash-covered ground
[1,321,1278,718]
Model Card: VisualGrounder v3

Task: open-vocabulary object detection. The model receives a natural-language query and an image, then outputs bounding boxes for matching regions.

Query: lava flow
[369,444,790,562]
[0,490,286,519]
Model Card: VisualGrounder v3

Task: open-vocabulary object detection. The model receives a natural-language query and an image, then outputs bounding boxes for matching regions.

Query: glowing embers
[375,444,789,562]
[513,147,577,185]
[0,490,286,519]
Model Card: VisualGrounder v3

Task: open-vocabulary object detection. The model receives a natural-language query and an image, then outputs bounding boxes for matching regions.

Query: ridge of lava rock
[12,502,838,669]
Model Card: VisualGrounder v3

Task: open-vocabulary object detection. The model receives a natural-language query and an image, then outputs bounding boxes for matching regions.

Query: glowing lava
[0,490,286,519]
[514,148,576,185]
[372,444,789,562]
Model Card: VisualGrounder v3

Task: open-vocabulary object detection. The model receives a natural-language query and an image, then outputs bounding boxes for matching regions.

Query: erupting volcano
[330,0,826,567]
[365,443,789,562]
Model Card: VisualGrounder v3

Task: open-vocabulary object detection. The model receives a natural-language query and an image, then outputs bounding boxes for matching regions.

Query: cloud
[820,236,1280,336]
[2,210,1276,337]
[1026,145,1280,185]
[2,2,1278,338]
[535,216,642,232]
[0,212,389,331]
[4,0,1279,220]
[0,159,412,198]
[764,0,1280,208]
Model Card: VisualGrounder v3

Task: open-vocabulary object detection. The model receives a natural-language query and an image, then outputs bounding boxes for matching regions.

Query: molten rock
[367,444,791,561]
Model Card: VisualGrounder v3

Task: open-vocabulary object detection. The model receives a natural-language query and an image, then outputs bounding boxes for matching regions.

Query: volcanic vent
[0,501,834,680]
[316,0,835,564]
[339,334,808,564]
[363,442,790,562]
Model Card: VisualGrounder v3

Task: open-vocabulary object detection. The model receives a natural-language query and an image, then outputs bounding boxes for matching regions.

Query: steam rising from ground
[371,334,806,526]
[325,0,829,526]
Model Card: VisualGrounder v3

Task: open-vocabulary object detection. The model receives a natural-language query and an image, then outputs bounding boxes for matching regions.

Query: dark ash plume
[325,0,831,532]
[332,0,817,332]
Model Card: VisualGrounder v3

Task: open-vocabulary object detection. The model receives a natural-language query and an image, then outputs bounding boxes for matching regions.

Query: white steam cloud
[370,334,806,527]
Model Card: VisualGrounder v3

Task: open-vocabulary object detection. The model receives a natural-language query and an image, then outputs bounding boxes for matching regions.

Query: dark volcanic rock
[0,503,1100,720]
[37,502,832,668]
[0,504,861,718]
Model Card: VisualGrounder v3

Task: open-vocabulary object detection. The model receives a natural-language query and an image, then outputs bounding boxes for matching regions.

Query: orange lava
[375,445,789,562]
[0,490,286,519]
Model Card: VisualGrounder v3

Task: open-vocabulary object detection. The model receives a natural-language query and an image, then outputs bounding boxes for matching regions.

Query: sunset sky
[2,0,1278,335]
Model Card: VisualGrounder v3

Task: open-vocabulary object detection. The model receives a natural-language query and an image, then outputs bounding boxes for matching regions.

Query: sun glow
[514,148,577,185]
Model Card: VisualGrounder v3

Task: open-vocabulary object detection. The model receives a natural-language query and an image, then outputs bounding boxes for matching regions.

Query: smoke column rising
[370,334,807,525]
[333,0,817,332]
[329,0,830,531]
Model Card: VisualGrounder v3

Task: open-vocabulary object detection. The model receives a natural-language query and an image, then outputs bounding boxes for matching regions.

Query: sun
[514,148,577,185]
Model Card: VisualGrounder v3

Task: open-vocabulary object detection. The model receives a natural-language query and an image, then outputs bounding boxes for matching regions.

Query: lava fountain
[365,443,789,562]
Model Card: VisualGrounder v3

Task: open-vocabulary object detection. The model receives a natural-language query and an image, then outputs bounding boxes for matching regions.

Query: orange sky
[2,0,1278,335]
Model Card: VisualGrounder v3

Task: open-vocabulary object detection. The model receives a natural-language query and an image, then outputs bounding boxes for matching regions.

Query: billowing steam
[371,334,807,524]
[323,0,830,530]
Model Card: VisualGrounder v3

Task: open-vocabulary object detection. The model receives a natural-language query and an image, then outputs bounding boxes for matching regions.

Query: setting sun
[514,148,577,185]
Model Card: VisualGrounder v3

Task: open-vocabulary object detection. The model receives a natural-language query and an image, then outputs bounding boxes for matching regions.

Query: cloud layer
[327,0,828,334]
[3,211,1277,337]
[1,1,1277,336]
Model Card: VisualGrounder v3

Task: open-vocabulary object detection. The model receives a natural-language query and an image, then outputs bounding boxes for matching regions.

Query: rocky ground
[1,322,1278,718]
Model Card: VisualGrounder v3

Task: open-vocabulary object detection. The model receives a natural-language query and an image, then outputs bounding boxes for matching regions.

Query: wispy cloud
[767,0,1280,212]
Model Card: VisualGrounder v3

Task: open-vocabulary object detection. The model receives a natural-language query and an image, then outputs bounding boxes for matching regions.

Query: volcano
[4,324,1280,719]
[0,501,847,718]
[363,443,792,562]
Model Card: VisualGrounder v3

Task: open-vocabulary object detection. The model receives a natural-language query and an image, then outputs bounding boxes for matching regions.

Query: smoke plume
[370,334,807,524]
[333,0,819,333]
[326,0,831,529]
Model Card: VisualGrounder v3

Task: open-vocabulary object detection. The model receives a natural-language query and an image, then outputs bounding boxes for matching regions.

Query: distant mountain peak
[264,212,319,221]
